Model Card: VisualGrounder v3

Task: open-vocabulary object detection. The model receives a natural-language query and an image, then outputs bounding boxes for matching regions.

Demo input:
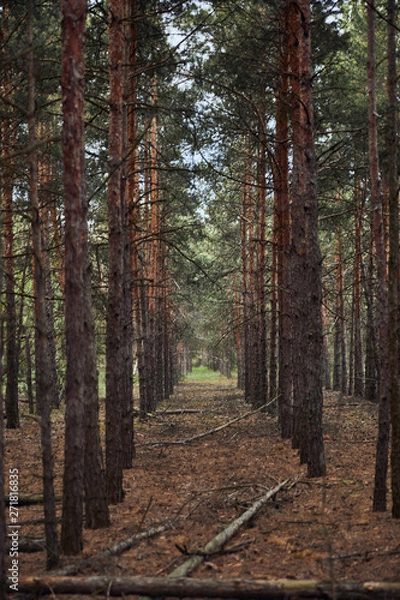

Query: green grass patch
[185,366,236,385]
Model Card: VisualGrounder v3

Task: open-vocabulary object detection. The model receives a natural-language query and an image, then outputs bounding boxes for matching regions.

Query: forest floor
[4,371,400,596]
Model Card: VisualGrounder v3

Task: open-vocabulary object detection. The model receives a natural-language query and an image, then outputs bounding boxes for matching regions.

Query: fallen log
[156,409,202,415]
[103,523,170,558]
[168,478,290,578]
[4,493,62,506]
[50,523,171,576]
[143,401,273,448]
[15,575,400,599]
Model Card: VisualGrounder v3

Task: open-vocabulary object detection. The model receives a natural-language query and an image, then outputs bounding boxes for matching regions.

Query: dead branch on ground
[166,478,290,578]
[142,401,274,448]
[15,575,400,599]
[50,523,172,576]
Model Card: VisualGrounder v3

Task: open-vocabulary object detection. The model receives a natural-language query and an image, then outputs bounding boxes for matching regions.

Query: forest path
[8,376,400,584]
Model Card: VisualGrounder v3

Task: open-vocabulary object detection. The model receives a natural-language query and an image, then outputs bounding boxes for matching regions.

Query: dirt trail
[5,377,400,584]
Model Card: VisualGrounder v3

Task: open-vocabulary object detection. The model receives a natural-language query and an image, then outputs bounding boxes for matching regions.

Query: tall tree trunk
[289,0,304,453]
[38,159,60,409]
[333,228,347,395]
[369,0,390,512]
[25,331,34,413]
[241,140,253,403]
[28,0,59,567]
[49,193,65,298]
[386,0,400,519]
[125,0,149,420]
[254,120,268,409]
[106,0,125,504]
[0,199,6,600]
[274,25,292,437]
[353,187,364,397]
[60,0,88,555]
[269,246,277,408]
[1,30,19,429]
[363,222,378,401]
[234,283,245,390]
[288,0,325,477]
[149,77,163,409]
[120,0,135,469]
[137,123,155,416]
[83,255,110,528]
[322,302,331,390]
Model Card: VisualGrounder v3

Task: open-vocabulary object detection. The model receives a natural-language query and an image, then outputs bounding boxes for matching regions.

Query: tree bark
[60,0,88,555]
[83,258,110,528]
[269,246,277,406]
[16,576,400,599]
[333,227,347,395]
[368,0,390,513]
[274,23,292,437]
[352,187,364,397]
[37,155,60,410]
[322,302,331,390]
[288,0,325,477]
[363,225,378,401]
[234,284,245,390]
[106,0,125,504]
[241,140,252,403]
[121,0,135,468]
[386,0,400,519]
[28,0,59,568]
[255,116,268,410]
[1,14,19,429]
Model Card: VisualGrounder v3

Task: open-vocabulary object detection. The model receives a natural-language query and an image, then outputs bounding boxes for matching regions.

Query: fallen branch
[156,408,202,415]
[15,575,400,599]
[167,478,290,578]
[103,523,169,558]
[143,401,273,448]
[4,493,62,506]
[50,523,171,576]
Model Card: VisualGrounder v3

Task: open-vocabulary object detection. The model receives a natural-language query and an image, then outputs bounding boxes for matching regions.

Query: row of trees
[177,0,399,512]
[0,0,202,577]
[0,0,399,591]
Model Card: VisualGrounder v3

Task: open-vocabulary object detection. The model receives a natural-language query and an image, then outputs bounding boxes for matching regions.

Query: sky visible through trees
[0,0,400,584]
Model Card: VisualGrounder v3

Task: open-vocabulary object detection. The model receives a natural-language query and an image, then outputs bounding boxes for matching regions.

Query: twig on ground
[50,522,173,576]
[141,400,276,448]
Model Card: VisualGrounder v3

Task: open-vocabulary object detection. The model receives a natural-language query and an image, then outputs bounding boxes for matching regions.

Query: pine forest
[1,0,400,597]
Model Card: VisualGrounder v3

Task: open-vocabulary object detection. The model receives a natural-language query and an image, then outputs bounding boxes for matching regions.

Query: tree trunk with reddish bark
[120,0,135,469]
[61,0,88,554]
[28,0,59,567]
[386,0,400,519]
[368,0,390,513]
[288,0,325,477]
[333,228,347,395]
[352,187,364,397]
[0,188,6,598]
[106,0,125,504]
[1,19,19,429]
[254,119,268,410]
[274,22,292,436]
